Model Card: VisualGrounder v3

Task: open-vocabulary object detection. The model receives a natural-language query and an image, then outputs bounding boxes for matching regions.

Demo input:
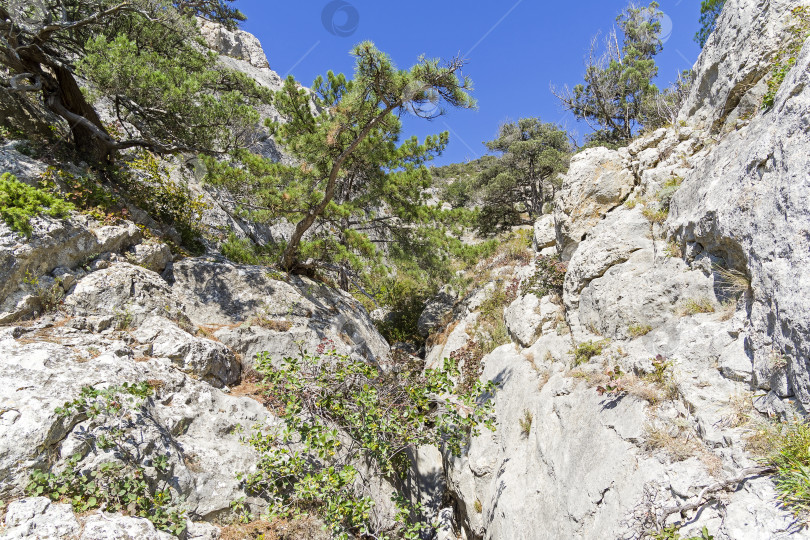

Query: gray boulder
[554,147,636,260]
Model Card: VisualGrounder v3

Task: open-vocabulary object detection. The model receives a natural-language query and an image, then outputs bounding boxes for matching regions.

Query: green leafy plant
[27,383,186,535]
[0,173,74,235]
[652,525,714,540]
[121,151,209,251]
[596,365,626,397]
[763,7,810,109]
[521,255,568,299]
[241,345,496,538]
[572,340,608,366]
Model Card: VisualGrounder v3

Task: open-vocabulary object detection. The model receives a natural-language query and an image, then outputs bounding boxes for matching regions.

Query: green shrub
[572,340,608,366]
[242,348,496,538]
[521,255,568,298]
[121,151,209,252]
[40,167,119,212]
[0,173,74,235]
[27,383,186,536]
[768,421,810,516]
[763,7,810,109]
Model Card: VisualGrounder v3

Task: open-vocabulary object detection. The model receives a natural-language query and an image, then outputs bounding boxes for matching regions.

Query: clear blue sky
[235,1,703,166]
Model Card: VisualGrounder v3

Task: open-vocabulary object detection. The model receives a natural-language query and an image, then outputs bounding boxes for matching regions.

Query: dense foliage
[554,1,664,143]
[0,172,74,235]
[0,0,268,161]
[475,118,570,233]
[206,41,475,276]
[241,346,496,538]
[695,0,726,47]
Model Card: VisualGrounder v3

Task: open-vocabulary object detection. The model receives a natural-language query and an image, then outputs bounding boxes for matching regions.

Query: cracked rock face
[554,147,636,260]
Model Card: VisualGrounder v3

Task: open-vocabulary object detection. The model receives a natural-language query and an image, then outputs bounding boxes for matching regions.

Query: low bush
[27,383,186,535]
[628,324,653,338]
[0,173,74,235]
[242,347,496,538]
[521,255,568,299]
[572,340,608,366]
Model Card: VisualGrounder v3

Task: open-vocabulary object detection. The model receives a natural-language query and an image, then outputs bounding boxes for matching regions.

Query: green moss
[0,173,74,235]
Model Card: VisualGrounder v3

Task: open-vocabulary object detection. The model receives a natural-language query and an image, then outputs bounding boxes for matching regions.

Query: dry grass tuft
[219,516,328,540]
[676,297,716,316]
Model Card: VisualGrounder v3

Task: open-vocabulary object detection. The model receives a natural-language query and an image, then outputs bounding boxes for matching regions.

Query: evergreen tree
[475,118,570,234]
[554,1,664,143]
[0,0,266,162]
[695,0,726,47]
[205,41,476,278]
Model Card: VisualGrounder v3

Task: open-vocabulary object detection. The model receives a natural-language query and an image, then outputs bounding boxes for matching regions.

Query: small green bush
[768,421,810,516]
[521,255,568,299]
[27,383,186,535]
[0,173,74,235]
[243,348,496,538]
[763,7,810,109]
[573,340,608,366]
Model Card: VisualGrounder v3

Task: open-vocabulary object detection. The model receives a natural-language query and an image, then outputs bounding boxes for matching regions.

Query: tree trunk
[52,66,113,162]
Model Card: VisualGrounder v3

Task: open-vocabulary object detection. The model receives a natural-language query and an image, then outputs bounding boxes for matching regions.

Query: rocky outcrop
[199,20,270,69]
[554,147,636,260]
[436,1,810,538]
[679,0,803,133]
[670,34,810,406]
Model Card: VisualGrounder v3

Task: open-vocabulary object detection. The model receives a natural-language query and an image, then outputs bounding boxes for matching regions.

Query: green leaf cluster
[241,348,496,537]
[695,0,726,48]
[27,383,186,536]
[0,173,74,235]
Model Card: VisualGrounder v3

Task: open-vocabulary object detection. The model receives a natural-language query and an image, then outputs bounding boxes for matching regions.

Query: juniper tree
[553,1,664,143]
[0,0,267,161]
[475,118,570,233]
[206,41,476,276]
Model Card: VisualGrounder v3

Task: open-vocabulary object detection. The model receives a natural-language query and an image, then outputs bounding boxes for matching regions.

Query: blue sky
[235,1,703,166]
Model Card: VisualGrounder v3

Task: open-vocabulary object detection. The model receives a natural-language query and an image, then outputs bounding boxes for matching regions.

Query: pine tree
[553,1,664,143]
[476,118,570,234]
[205,41,476,277]
[0,0,266,162]
[695,0,726,47]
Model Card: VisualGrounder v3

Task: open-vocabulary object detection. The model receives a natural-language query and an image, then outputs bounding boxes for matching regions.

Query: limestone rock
[169,258,389,364]
[80,513,175,540]
[670,37,810,405]
[129,241,173,272]
[199,20,270,69]
[417,286,457,338]
[132,316,240,387]
[679,0,802,132]
[532,214,556,251]
[554,147,636,260]
[2,497,80,539]
[504,293,560,348]
[64,262,188,328]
